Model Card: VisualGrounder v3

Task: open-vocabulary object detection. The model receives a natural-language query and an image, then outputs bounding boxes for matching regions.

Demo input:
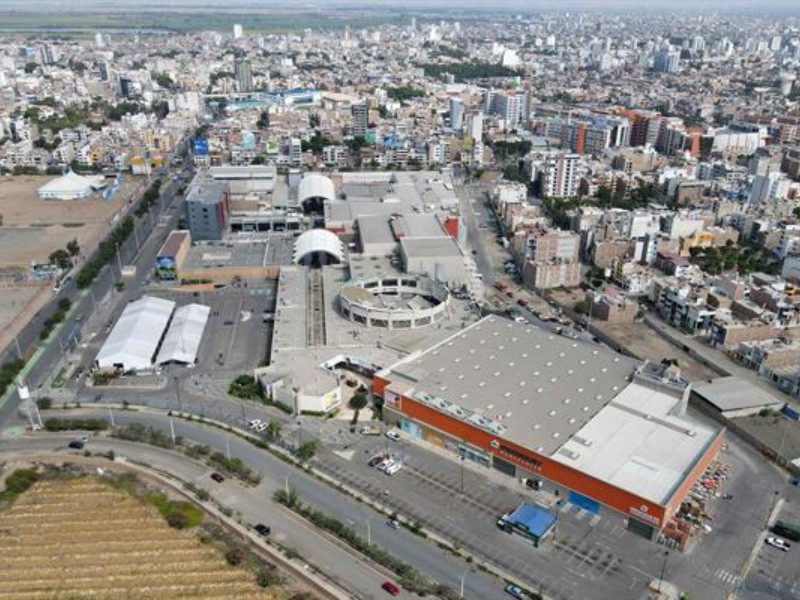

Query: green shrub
[0,469,39,502]
[44,418,108,432]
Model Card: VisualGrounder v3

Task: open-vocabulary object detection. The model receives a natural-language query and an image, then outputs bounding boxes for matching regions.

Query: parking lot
[742,499,800,600]
[145,281,276,373]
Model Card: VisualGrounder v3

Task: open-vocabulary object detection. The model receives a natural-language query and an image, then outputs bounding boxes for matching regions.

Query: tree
[48,249,72,269]
[23,63,37,74]
[349,392,369,410]
[224,546,245,566]
[66,239,80,257]
[255,565,283,588]
[58,298,71,312]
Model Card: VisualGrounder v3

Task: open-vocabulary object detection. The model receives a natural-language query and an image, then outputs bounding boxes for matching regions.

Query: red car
[517,298,528,307]
[382,581,402,596]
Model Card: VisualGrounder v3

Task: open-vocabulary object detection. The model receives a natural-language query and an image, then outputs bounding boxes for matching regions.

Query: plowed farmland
[0,477,277,599]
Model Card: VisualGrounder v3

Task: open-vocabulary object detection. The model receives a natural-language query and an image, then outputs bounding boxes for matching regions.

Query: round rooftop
[294,229,345,265]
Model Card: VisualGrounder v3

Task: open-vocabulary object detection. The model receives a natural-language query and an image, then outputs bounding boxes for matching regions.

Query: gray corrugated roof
[384,316,638,455]
[693,376,785,412]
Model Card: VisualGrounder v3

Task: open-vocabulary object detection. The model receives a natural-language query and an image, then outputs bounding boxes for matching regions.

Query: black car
[254,523,271,536]
[368,455,385,467]
[68,440,84,450]
[210,472,225,483]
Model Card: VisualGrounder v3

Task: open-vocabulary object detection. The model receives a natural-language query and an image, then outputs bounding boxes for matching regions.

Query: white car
[766,536,791,551]
[377,458,395,472]
[385,430,401,442]
[385,462,403,476]
[255,422,269,433]
[247,419,262,430]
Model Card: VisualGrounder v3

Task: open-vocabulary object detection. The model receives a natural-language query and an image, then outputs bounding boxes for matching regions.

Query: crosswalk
[715,569,742,586]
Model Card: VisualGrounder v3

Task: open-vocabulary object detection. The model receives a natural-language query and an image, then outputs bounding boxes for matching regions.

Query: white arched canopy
[294,229,345,265]
[298,173,335,212]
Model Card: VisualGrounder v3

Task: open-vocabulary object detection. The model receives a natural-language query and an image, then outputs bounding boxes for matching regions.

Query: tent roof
[156,303,210,365]
[38,170,105,193]
[96,296,175,370]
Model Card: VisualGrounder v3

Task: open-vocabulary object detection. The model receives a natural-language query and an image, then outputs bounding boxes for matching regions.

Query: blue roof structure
[507,503,557,539]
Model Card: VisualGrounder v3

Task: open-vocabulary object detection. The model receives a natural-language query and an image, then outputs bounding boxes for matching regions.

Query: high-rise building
[234,58,253,93]
[466,112,484,141]
[233,24,243,39]
[94,32,105,48]
[653,49,680,73]
[485,90,526,129]
[351,103,369,138]
[98,62,110,82]
[449,97,464,131]
[539,153,580,199]
[290,138,302,166]
[184,174,231,241]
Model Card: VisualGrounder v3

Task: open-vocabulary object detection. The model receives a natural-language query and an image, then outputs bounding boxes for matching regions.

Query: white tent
[96,296,175,371]
[156,303,210,365]
[38,170,106,200]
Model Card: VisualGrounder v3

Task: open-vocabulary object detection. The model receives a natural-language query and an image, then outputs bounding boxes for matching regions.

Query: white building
[233,24,243,39]
[38,170,106,200]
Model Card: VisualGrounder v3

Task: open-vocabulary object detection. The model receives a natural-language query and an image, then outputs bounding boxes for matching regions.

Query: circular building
[294,229,345,266]
[298,173,335,213]
[339,275,451,329]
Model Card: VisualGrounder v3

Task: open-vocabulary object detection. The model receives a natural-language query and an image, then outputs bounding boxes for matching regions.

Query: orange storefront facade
[374,376,724,534]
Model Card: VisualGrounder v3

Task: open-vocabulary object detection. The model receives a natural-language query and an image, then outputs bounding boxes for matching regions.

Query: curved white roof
[294,229,345,264]
[156,303,210,365]
[96,296,175,371]
[298,173,335,205]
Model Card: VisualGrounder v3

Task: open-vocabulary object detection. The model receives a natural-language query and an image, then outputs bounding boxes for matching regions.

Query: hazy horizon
[1,0,799,12]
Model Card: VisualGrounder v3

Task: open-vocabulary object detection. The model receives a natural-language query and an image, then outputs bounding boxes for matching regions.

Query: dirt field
[0,476,278,599]
[0,174,145,267]
[0,286,46,343]
[547,288,718,382]
[734,414,800,463]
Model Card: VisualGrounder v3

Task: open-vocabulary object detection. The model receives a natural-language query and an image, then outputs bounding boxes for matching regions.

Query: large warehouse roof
[294,229,345,264]
[96,296,175,371]
[298,173,335,205]
[156,304,210,365]
[382,316,638,455]
[551,382,720,504]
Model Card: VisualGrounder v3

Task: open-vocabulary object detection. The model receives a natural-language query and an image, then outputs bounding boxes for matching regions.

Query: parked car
[68,440,84,450]
[381,581,402,596]
[386,519,400,530]
[75,435,89,444]
[210,472,225,483]
[247,419,262,430]
[254,523,271,536]
[223,320,234,326]
[368,455,386,467]
[504,583,527,599]
[385,430,401,442]
[255,422,268,433]
[766,536,791,551]
[385,462,403,476]
[377,458,395,472]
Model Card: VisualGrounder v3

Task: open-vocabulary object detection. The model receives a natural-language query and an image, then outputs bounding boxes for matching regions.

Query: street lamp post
[115,243,123,272]
[459,571,467,598]
[657,550,669,594]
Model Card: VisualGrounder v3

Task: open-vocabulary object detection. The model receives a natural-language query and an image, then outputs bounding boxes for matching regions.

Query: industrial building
[95,296,175,371]
[691,376,786,419]
[373,316,725,540]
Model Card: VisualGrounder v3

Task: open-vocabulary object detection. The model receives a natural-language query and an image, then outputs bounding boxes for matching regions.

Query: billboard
[194,138,209,156]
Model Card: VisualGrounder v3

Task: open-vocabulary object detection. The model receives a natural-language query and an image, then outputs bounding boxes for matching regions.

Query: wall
[392,392,669,528]
[177,265,280,283]
[663,429,726,520]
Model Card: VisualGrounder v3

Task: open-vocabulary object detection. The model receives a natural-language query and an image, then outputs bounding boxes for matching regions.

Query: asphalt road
[6,410,505,599]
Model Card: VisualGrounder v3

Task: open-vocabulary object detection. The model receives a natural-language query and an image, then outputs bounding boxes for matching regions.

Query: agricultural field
[0,475,281,599]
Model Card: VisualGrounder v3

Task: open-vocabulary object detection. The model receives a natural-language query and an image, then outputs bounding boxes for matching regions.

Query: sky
[0,0,797,8]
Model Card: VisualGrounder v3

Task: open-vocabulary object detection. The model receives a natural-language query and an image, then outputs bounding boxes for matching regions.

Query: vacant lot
[0,174,144,267]
[0,476,278,599]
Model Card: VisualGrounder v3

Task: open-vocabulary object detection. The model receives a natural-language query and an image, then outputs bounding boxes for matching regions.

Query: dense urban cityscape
[0,3,799,600]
